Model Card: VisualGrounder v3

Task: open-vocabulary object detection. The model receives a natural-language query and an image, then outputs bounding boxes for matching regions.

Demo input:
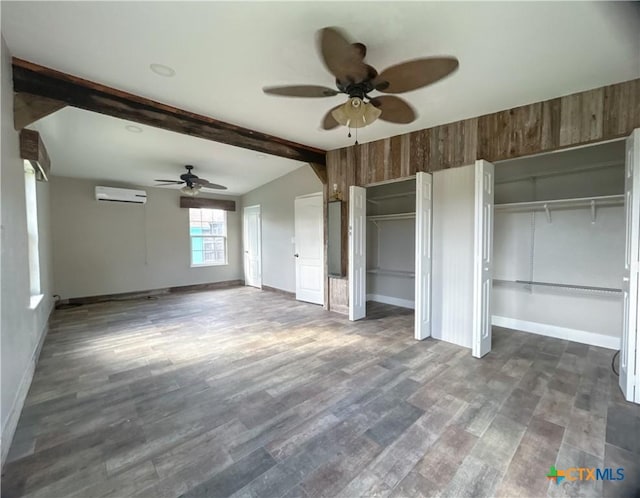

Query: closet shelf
[494,194,624,223]
[367,268,415,278]
[367,191,415,204]
[367,212,416,222]
[493,279,622,294]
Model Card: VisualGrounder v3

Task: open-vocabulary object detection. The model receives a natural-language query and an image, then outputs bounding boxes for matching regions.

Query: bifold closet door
[349,186,366,321]
[620,129,640,403]
[415,172,433,340]
[472,160,495,358]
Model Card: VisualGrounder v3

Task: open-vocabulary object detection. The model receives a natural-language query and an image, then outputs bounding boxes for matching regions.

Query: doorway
[491,135,640,404]
[348,173,433,340]
[243,205,262,288]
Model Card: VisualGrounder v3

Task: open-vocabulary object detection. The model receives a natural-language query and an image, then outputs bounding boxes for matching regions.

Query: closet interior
[366,178,417,315]
[492,140,626,349]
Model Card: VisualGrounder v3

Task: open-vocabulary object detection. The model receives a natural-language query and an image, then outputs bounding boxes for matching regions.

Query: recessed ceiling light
[257,154,267,159]
[150,63,176,77]
[125,125,143,133]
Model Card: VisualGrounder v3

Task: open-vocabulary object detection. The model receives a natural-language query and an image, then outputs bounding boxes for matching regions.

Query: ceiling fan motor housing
[337,80,375,101]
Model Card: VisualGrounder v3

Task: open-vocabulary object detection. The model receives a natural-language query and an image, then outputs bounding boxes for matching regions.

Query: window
[24,161,41,297]
[189,208,227,266]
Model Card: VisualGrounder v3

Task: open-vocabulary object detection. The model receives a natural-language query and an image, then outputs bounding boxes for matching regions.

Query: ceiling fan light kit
[263,26,458,139]
[181,184,202,196]
[331,97,382,129]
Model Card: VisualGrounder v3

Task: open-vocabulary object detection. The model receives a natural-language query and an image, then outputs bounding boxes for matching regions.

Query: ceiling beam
[14,92,66,130]
[12,58,326,165]
[308,162,328,185]
[20,129,51,181]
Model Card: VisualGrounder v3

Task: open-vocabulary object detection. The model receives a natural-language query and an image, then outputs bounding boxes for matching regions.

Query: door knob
[294,253,299,258]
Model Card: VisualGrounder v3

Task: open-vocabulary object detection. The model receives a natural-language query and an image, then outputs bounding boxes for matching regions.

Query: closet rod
[494,194,624,212]
[513,280,622,293]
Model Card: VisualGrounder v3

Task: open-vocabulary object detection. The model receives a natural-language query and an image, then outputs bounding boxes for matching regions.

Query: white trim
[492,315,621,350]
[367,293,415,310]
[29,294,44,310]
[294,191,323,201]
[1,320,49,466]
[188,208,228,267]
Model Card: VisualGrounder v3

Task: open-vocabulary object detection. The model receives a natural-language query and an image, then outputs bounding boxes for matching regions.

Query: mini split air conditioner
[95,186,147,204]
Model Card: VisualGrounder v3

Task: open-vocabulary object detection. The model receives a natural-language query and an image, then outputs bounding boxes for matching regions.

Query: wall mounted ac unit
[95,186,147,204]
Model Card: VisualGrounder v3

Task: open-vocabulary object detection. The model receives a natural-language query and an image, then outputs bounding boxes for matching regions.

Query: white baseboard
[492,315,620,350]
[1,320,50,467]
[367,293,415,310]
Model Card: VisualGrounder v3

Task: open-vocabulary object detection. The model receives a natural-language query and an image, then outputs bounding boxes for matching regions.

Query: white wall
[241,166,322,293]
[50,177,242,298]
[366,219,416,307]
[492,164,625,348]
[365,179,416,307]
[1,36,54,464]
[432,164,475,348]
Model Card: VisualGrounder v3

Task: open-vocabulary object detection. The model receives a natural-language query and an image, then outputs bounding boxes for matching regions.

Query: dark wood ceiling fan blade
[263,85,340,98]
[370,96,417,124]
[198,180,228,190]
[192,177,226,189]
[154,179,184,184]
[374,57,459,94]
[318,27,369,84]
[321,105,341,130]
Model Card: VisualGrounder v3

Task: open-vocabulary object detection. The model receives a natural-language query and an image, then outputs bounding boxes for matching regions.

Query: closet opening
[365,178,417,323]
[491,139,626,351]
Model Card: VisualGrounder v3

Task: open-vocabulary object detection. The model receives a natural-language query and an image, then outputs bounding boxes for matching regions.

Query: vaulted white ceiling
[30,108,303,196]
[2,1,639,191]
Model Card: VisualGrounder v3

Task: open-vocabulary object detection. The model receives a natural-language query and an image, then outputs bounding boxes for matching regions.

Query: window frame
[189,208,228,267]
[24,161,42,302]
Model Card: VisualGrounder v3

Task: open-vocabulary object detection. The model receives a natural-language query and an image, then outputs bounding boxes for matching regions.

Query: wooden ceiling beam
[308,162,328,185]
[20,129,51,181]
[12,58,326,165]
[14,92,66,130]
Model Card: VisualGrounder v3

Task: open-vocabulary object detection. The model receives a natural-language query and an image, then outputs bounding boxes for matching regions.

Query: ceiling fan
[263,27,459,134]
[155,165,227,196]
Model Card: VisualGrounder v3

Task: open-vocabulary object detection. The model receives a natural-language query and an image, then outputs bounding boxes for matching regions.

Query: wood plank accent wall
[326,78,640,292]
[328,78,640,193]
[179,196,236,211]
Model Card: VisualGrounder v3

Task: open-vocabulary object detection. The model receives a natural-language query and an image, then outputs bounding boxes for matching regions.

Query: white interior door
[415,172,433,340]
[620,129,640,403]
[472,160,495,358]
[349,186,366,321]
[243,205,262,288]
[294,193,324,305]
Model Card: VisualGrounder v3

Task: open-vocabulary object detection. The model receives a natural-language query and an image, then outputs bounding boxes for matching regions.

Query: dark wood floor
[2,287,639,498]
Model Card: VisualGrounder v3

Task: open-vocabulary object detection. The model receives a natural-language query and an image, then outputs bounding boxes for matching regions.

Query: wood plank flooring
[2,287,639,497]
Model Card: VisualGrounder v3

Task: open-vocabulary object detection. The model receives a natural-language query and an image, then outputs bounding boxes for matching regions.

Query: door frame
[243,204,262,289]
[294,192,325,305]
